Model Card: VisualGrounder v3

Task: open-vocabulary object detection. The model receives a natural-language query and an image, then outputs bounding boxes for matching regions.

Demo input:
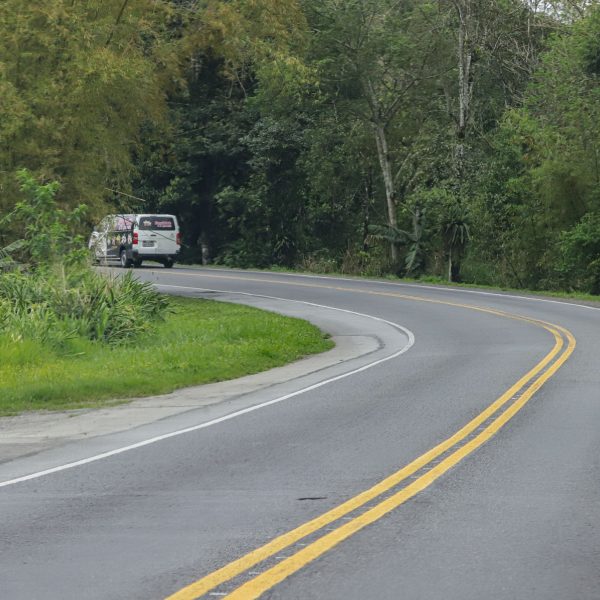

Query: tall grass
[0,170,168,349]
[0,268,168,348]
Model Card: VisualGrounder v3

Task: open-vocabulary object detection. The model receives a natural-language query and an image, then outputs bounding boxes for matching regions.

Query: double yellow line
[159,272,576,600]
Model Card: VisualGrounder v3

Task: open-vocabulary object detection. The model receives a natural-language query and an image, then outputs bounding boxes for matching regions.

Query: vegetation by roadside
[0,173,332,417]
[180,264,600,306]
[0,170,170,350]
[5,4,600,297]
[0,296,333,416]
[399,276,600,305]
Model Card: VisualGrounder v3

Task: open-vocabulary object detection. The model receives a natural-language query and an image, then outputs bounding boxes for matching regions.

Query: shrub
[557,213,600,294]
[0,171,168,348]
[0,268,168,347]
[3,170,88,268]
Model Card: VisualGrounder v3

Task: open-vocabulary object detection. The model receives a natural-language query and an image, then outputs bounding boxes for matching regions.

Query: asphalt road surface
[1,268,599,600]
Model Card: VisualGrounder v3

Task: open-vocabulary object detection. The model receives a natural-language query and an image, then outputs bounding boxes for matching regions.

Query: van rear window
[139,217,175,231]
[114,215,135,231]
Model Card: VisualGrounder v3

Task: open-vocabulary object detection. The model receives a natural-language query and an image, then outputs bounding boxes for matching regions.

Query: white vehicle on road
[89,214,181,268]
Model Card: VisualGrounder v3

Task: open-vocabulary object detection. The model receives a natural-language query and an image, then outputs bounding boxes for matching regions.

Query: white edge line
[184,267,600,313]
[0,286,415,489]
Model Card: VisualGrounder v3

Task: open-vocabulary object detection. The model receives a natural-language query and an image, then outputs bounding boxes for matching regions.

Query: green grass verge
[379,274,600,303]
[179,264,600,305]
[0,297,334,416]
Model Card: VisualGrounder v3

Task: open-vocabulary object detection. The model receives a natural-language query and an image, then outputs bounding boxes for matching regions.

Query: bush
[0,171,168,348]
[0,268,169,347]
[557,213,600,294]
[3,170,88,268]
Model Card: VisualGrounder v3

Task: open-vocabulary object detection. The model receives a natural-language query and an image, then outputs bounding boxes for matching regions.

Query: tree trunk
[199,231,210,265]
[106,0,130,46]
[455,0,473,178]
[448,247,453,282]
[373,123,398,263]
[362,169,373,252]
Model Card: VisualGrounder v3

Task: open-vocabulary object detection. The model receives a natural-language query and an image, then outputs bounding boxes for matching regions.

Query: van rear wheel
[120,250,132,268]
[163,258,174,269]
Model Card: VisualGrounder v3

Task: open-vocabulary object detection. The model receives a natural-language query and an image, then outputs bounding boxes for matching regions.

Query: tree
[438,0,540,174]
[0,0,180,216]
[305,0,441,264]
[465,2,600,290]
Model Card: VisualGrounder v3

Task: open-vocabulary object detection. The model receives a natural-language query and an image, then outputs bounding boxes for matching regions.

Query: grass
[0,296,333,416]
[389,274,600,304]
[180,264,600,305]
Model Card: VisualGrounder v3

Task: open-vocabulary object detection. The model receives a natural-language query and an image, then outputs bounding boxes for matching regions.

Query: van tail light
[133,232,138,245]
[176,232,181,246]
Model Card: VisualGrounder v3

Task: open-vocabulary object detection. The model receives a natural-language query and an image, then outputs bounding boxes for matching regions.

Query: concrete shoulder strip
[0,290,415,486]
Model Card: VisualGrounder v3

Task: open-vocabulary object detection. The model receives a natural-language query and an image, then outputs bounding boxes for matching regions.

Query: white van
[89,214,181,268]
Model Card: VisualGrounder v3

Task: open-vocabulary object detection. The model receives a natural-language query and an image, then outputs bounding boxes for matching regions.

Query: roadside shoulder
[0,292,411,467]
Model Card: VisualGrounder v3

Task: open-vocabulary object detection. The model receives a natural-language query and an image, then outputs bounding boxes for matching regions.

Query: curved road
[1,268,599,599]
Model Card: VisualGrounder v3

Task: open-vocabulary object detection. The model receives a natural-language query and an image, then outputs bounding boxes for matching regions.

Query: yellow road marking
[225,328,575,600]
[158,270,576,600]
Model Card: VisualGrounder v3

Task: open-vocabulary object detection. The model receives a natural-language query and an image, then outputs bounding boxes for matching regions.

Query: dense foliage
[3,0,600,292]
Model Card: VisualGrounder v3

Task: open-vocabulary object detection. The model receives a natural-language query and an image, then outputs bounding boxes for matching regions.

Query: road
[1,267,599,599]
